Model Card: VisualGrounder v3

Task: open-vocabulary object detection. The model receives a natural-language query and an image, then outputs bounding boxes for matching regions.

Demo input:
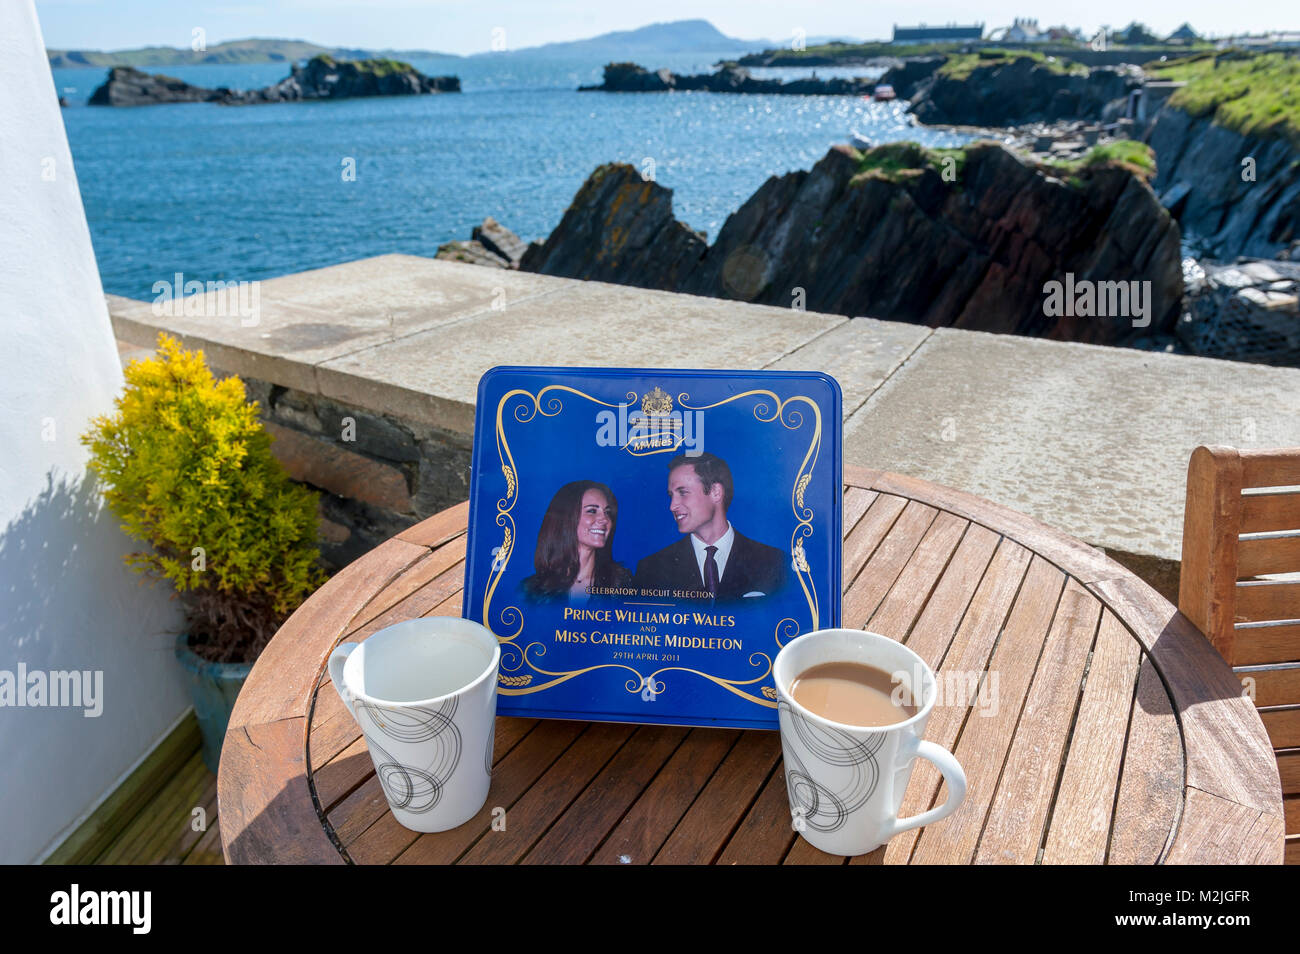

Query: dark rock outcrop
[1148,106,1300,260]
[519,142,1183,344]
[520,166,707,289]
[877,57,944,100]
[87,66,224,105]
[89,56,458,106]
[904,56,1141,126]
[436,217,528,269]
[580,62,876,96]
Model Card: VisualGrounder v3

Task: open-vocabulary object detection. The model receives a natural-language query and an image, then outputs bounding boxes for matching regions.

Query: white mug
[328,617,501,833]
[773,628,967,856]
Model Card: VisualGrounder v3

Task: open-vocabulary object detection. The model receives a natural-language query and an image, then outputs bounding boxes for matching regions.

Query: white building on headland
[1002,18,1048,43]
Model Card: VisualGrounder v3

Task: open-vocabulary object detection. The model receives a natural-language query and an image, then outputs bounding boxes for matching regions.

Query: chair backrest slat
[1242,491,1300,533]
[1235,622,1300,666]
[1241,449,1300,489]
[1239,536,1300,578]
[1236,580,1300,624]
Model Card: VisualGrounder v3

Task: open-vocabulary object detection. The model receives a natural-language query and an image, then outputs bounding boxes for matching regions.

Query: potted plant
[82,332,326,771]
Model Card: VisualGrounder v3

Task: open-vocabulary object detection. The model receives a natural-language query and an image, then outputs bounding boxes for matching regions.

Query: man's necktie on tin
[704,545,720,599]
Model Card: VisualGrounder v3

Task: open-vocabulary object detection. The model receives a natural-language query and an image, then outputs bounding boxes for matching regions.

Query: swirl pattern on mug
[779,700,884,833]
[357,698,463,814]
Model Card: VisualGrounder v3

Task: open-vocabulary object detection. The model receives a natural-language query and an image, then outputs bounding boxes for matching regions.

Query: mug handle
[885,740,967,839]
[328,642,358,717]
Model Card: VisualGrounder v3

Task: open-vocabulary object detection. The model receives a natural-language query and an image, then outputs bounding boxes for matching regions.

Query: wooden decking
[92,753,224,865]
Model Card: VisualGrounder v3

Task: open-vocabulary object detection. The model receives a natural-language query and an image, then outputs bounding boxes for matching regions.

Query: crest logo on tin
[641,386,673,416]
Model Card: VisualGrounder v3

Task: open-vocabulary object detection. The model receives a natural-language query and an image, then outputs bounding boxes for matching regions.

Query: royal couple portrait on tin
[520,451,788,606]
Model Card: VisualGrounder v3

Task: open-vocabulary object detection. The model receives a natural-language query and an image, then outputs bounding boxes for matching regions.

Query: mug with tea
[773,628,967,856]
[328,617,501,833]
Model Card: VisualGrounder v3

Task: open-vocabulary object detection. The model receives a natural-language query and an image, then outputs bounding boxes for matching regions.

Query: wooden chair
[1179,445,1300,864]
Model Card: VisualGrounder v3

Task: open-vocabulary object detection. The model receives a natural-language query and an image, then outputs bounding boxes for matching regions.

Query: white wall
[0,1,189,864]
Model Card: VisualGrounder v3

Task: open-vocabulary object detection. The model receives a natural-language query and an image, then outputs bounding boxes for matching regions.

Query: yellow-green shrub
[82,332,325,662]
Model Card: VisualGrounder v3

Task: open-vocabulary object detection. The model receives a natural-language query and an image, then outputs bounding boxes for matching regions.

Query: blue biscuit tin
[463,367,842,730]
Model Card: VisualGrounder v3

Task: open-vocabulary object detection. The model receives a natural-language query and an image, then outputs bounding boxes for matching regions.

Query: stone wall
[236,375,472,569]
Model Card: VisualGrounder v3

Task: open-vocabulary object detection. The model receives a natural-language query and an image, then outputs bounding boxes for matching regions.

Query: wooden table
[219,467,1285,864]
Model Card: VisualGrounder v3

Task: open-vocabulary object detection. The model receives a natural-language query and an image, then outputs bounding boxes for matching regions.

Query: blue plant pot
[174,633,253,774]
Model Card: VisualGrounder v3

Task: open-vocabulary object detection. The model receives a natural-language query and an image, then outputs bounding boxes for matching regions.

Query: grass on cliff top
[937,48,1086,80]
[1044,140,1157,186]
[310,53,415,76]
[1145,51,1300,147]
[851,142,968,185]
[852,139,1156,192]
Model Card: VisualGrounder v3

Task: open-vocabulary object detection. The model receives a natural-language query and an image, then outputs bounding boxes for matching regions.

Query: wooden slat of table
[589,728,741,865]
[652,731,781,864]
[343,554,468,643]
[1164,787,1287,864]
[395,499,470,548]
[719,762,799,865]
[864,512,970,641]
[842,493,909,583]
[311,736,371,813]
[393,719,585,865]
[883,538,1033,864]
[911,555,1067,864]
[904,561,1066,868]
[522,726,690,864]
[896,526,1005,666]
[221,717,343,865]
[346,717,550,864]
[457,723,635,864]
[1040,611,1142,864]
[1106,657,1185,864]
[841,486,879,539]
[973,578,1101,864]
[842,500,937,626]
[347,536,468,634]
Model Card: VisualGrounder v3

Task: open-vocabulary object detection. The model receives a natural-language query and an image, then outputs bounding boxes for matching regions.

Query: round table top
[218,466,1285,864]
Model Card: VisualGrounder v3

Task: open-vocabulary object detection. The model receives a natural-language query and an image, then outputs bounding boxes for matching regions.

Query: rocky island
[88,54,459,106]
[580,61,876,95]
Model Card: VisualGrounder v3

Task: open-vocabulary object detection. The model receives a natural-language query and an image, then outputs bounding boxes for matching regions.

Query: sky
[34,0,1300,55]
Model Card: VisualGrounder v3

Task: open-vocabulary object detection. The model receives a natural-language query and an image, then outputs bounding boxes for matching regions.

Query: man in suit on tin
[633,452,787,602]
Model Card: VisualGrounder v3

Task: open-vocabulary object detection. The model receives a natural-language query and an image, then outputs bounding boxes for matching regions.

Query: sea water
[52,52,977,299]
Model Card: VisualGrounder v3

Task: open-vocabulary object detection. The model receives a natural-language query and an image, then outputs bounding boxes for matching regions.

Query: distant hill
[472,19,774,58]
[47,37,461,69]
[46,21,855,69]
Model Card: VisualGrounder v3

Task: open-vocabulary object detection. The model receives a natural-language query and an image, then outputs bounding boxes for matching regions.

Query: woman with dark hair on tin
[521,480,632,603]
